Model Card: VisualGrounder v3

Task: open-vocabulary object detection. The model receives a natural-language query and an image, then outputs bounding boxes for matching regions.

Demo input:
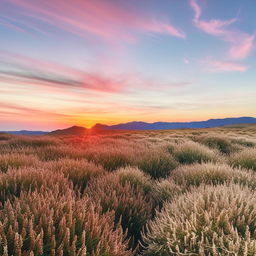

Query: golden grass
[173,141,219,164]
[0,126,255,255]
[229,148,256,171]
[142,183,256,255]
[0,153,39,173]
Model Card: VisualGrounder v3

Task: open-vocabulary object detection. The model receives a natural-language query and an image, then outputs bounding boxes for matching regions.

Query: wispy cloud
[0,51,191,93]
[206,59,248,73]
[1,0,186,42]
[190,0,254,60]
[0,51,129,93]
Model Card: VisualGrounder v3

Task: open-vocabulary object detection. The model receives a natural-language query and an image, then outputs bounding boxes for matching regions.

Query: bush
[0,167,71,203]
[85,173,153,248]
[151,179,184,209]
[35,145,89,161]
[197,134,234,154]
[229,148,256,171]
[8,136,58,147]
[231,138,255,147]
[89,151,131,172]
[173,141,217,164]
[137,151,177,179]
[116,166,153,194]
[142,184,256,255]
[171,162,256,189]
[0,153,39,173]
[0,133,12,141]
[0,187,132,256]
[44,158,105,192]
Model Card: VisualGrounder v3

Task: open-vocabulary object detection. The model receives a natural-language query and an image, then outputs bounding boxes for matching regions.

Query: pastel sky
[0,0,255,130]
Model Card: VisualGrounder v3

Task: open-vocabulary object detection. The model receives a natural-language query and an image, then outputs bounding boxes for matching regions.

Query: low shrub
[231,138,255,147]
[151,179,184,209]
[44,158,105,192]
[0,187,132,256]
[173,141,217,164]
[85,173,153,248]
[229,148,256,171]
[94,152,131,171]
[197,134,234,154]
[137,151,177,179]
[142,184,256,255]
[116,166,153,194]
[8,136,58,148]
[0,133,12,141]
[0,167,71,203]
[171,162,256,188]
[35,145,85,161]
[0,153,39,173]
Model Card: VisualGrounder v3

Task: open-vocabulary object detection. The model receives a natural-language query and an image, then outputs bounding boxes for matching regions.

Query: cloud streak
[1,0,186,42]
[190,0,254,60]
[206,59,248,73]
[0,51,128,93]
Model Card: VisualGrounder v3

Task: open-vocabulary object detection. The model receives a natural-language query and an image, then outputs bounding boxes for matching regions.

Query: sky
[0,0,255,130]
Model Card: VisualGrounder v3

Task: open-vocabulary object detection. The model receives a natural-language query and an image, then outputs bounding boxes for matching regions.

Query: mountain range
[1,117,255,135]
[92,117,256,130]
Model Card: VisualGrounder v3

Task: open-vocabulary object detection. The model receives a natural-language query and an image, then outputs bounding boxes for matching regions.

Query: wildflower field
[0,124,256,256]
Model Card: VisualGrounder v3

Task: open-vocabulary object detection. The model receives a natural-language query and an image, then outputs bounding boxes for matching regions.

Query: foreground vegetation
[0,124,255,255]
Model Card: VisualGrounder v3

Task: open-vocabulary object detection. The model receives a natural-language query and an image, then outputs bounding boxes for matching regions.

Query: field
[0,125,256,255]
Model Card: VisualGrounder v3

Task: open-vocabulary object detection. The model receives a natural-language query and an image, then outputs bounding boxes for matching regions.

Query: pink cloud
[0,51,127,93]
[206,60,248,73]
[1,51,190,95]
[3,0,185,42]
[229,35,254,59]
[190,0,254,60]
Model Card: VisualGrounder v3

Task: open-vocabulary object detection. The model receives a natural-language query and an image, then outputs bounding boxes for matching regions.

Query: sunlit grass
[0,126,255,255]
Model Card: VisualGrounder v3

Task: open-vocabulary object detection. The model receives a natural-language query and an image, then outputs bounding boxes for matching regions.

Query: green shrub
[0,133,12,141]
[229,148,256,171]
[173,141,217,164]
[44,158,105,192]
[0,187,132,256]
[197,134,234,154]
[171,162,256,189]
[0,153,39,173]
[116,166,153,194]
[137,151,177,179]
[231,138,255,147]
[151,179,184,209]
[95,152,131,171]
[142,184,256,255]
[85,173,153,248]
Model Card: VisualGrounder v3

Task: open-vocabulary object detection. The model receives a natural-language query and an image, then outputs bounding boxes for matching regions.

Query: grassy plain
[0,124,255,255]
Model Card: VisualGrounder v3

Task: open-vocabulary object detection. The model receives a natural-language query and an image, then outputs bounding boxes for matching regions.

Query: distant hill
[2,117,256,135]
[93,117,256,130]
[49,125,87,136]
[0,130,48,135]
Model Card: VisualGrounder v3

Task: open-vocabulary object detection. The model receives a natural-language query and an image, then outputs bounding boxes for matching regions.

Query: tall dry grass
[171,162,256,188]
[85,172,154,248]
[142,183,256,255]
[0,187,133,255]
[173,141,218,164]
[0,127,255,255]
[43,159,105,192]
[0,153,39,173]
[229,148,256,171]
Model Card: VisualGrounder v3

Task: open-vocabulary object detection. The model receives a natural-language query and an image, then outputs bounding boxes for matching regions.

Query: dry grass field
[0,124,256,255]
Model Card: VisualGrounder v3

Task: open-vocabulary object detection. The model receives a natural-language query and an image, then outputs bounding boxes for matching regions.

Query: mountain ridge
[92,117,256,130]
[1,117,256,135]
